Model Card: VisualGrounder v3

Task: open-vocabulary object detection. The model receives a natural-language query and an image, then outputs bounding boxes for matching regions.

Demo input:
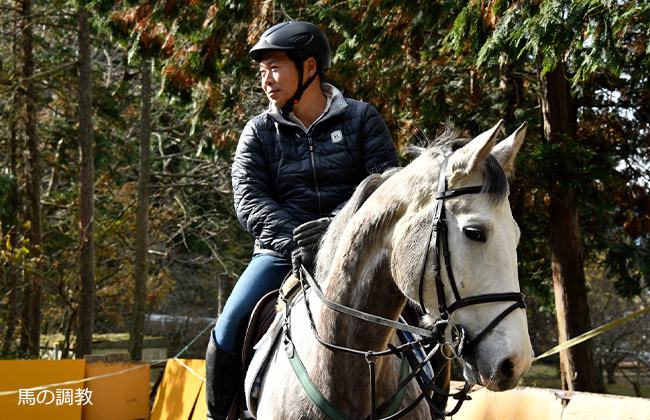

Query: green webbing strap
[288,345,348,420]
[533,305,650,362]
[287,343,411,420]
[379,354,411,418]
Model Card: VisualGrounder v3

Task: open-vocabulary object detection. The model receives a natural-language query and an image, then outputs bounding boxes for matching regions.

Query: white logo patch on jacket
[331,129,343,143]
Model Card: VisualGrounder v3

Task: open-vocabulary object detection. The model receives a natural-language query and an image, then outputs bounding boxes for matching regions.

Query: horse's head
[390,121,533,391]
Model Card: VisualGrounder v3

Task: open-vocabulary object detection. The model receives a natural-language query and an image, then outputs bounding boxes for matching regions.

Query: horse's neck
[319,207,406,345]
[301,256,403,418]
[301,210,406,414]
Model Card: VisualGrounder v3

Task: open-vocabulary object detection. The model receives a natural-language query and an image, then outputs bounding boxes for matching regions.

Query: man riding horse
[206,21,400,420]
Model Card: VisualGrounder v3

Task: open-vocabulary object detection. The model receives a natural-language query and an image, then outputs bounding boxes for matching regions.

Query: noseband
[418,155,526,357]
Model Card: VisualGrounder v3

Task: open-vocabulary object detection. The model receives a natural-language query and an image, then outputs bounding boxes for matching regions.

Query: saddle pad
[244,310,284,418]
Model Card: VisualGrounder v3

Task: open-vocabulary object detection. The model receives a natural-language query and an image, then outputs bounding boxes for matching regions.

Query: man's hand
[291,217,332,276]
[293,217,332,250]
[291,246,315,277]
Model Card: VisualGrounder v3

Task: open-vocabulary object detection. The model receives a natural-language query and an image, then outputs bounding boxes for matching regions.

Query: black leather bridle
[418,154,526,358]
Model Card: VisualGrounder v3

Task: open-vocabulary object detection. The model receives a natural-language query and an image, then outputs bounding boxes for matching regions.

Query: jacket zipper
[307,134,322,216]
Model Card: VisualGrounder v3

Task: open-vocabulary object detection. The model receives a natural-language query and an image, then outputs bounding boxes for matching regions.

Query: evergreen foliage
[0,0,648,366]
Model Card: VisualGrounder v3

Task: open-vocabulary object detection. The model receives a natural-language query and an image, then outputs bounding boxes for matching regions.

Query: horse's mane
[404,124,467,157]
[315,168,400,281]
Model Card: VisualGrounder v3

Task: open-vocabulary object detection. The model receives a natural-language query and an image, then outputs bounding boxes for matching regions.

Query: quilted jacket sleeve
[232,120,297,258]
[359,104,400,174]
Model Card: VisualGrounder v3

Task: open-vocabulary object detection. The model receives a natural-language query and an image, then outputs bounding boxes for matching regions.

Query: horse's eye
[464,227,486,243]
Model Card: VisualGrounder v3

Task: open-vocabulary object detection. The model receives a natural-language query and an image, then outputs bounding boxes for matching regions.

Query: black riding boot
[206,332,242,420]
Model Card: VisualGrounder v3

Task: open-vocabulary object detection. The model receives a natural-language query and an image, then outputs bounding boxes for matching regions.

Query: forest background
[0,0,649,396]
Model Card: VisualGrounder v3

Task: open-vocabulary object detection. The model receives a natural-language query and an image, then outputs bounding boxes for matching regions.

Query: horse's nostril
[500,358,515,378]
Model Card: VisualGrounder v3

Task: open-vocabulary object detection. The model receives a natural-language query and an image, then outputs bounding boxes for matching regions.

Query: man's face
[259,52,299,108]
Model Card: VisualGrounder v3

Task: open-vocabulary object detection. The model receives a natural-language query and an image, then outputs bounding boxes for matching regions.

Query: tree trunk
[606,362,617,385]
[129,59,152,361]
[19,279,31,354]
[20,0,43,357]
[75,7,95,359]
[1,91,20,356]
[1,248,18,357]
[62,306,76,360]
[538,60,597,392]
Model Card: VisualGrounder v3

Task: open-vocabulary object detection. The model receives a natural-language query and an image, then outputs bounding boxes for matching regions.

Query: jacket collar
[267,83,349,132]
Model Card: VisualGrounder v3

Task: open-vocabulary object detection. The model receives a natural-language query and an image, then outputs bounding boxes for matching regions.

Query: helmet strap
[280,58,320,118]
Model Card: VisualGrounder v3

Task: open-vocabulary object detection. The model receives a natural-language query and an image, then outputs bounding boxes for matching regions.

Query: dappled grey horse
[246,120,533,419]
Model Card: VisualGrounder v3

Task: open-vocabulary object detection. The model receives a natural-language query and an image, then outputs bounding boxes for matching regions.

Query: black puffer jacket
[232,84,399,258]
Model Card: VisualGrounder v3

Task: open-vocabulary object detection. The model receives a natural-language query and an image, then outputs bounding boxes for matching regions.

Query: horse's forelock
[482,155,509,204]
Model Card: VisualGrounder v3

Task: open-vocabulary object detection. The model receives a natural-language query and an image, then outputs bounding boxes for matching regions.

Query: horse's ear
[492,122,527,177]
[448,120,504,185]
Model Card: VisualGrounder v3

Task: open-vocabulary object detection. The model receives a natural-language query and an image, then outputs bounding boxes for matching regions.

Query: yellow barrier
[0,359,150,420]
[83,361,151,420]
[150,359,206,420]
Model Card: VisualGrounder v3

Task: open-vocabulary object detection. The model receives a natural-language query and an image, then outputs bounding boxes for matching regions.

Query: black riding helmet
[250,21,332,116]
[249,21,331,70]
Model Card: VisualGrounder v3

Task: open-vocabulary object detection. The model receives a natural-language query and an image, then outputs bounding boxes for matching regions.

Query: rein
[284,268,472,420]
[300,265,443,344]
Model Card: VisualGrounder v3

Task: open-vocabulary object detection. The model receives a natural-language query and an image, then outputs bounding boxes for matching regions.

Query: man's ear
[305,57,318,78]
